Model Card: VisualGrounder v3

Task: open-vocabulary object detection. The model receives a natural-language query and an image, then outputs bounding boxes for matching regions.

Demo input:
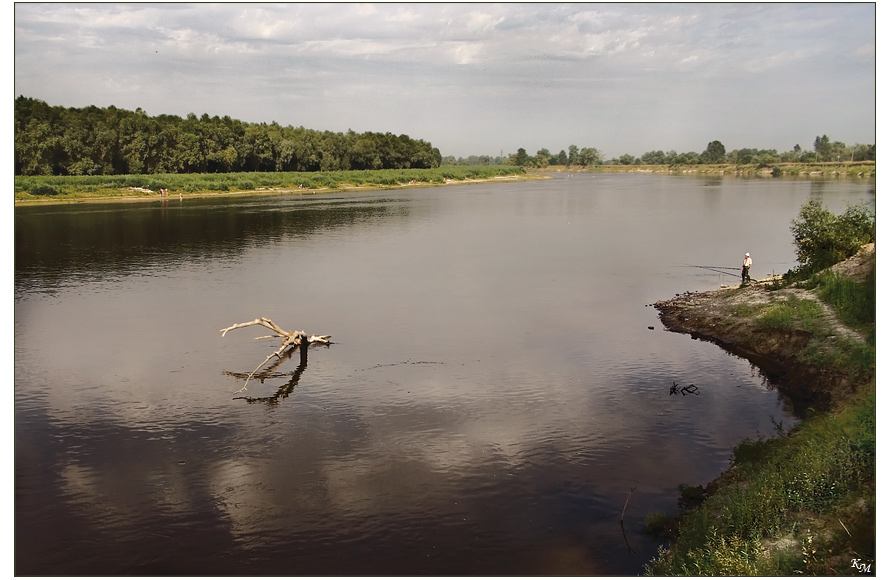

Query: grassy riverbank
[14,166,530,204]
[647,245,875,575]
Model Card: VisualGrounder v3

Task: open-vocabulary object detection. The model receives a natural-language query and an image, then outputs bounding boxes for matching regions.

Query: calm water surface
[15,174,874,575]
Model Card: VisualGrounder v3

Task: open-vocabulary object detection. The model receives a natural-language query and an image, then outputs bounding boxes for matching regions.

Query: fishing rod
[679,263,743,278]
[691,265,739,271]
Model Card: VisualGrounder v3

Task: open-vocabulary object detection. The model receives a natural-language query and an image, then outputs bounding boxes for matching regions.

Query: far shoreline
[13,173,550,207]
[15,160,875,207]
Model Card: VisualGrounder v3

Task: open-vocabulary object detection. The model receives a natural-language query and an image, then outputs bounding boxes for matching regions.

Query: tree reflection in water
[227,342,324,405]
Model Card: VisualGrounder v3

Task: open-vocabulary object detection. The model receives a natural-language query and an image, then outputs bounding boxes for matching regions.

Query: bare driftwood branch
[220,317,330,394]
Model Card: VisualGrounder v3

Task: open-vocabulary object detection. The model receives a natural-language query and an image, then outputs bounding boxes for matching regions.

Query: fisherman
[742,252,752,283]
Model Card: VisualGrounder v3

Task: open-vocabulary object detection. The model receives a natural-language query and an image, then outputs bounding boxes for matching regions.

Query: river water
[14,173,874,575]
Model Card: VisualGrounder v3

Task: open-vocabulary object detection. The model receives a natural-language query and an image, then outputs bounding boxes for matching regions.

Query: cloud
[14,3,875,156]
[851,43,875,60]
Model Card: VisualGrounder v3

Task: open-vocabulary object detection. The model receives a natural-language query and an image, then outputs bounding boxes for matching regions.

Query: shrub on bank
[791,201,875,275]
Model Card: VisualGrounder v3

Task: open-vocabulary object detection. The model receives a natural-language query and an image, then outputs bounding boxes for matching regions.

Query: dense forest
[14,96,442,176]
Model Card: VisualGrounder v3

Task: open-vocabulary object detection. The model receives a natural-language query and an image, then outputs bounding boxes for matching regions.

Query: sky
[13,2,876,159]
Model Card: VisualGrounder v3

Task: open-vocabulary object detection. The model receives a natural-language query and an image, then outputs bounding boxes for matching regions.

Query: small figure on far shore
[742,252,752,283]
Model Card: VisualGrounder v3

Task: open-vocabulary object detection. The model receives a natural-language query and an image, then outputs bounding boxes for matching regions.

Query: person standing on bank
[742,252,753,283]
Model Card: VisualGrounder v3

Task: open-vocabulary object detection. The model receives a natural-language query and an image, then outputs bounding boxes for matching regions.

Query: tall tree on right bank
[701,140,726,164]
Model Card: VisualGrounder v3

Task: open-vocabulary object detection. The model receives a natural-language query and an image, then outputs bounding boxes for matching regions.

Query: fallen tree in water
[220,317,330,395]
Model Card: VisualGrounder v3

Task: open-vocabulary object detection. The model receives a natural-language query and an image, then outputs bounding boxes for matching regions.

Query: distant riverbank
[540,161,875,178]
[14,167,540,206]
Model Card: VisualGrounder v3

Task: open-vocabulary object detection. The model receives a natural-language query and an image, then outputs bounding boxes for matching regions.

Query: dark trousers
[742,266,750,282]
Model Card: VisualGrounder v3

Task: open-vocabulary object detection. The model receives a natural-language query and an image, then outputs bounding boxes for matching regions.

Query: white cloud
[449,41,484,65]
[14,3,876,156]
[851,43,875,60]
[463,10,504,34]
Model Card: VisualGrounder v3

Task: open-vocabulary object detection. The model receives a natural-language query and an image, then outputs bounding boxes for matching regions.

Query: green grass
[755,294,823,331]
[14,166,527,201]
[798,337,875,383]
[815,268,876,335]
[729,303,761,318]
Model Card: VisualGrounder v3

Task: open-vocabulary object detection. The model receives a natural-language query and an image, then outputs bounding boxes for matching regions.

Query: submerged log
[220,317,330,394]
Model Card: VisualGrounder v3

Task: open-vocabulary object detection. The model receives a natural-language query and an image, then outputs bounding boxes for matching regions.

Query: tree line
[494,138,874,169]
[14,96,443,176]
[441,145,603,168]
[619,137,875,166]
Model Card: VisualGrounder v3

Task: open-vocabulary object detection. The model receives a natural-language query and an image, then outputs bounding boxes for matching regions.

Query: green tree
[829,140,847,162]
[675,151,701,165]
[567,144,580,166]
[640,150,666,165]
[578,147,601,166]
[813,135,831,161]
[208,145,239,172]
[701,140,726,163]
[851,143,876,162]
[15,119,57,175]
[791,200,875,273]
[618,153,635,165]
[510,147,530,167]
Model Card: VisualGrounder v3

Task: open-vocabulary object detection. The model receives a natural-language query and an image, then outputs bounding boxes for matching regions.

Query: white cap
[745,253,750,256]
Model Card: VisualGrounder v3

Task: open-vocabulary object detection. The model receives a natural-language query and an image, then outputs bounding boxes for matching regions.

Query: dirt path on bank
[654,244,874,408]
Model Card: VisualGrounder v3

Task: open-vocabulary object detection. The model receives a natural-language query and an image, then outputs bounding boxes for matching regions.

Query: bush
[790,201,875,274]
[30,184,61,196]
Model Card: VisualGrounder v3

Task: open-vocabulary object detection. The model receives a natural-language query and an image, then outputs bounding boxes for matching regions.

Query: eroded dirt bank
[654,245,874,409]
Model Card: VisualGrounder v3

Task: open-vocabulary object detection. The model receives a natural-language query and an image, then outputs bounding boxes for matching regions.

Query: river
[14,173,875,575]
